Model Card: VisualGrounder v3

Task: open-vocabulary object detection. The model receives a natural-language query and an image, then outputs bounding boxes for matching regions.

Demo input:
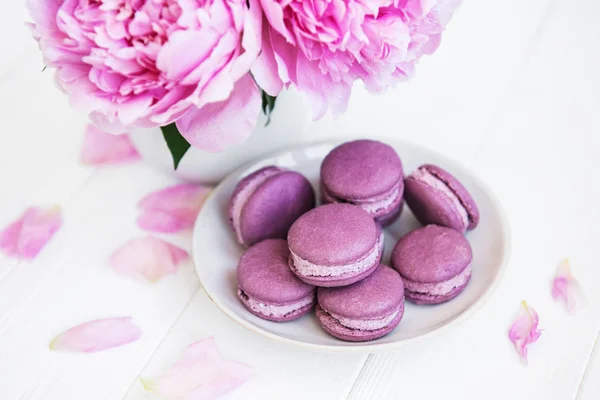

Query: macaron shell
[404,177,468,232]
[287,204,378,265]
[405,278,470,305]
[228,166,284,228]
[317,265,404,319]
[316,303,404,342]
[239,171,315,246]
[237,239,315,304]
[321,140,403,200]
[391,225,472,283]
[422,164,480,229]
[376,222,385,259]
[288,255,379,287]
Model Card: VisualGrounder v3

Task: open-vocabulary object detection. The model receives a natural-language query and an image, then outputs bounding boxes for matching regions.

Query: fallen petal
[552,259,586,315]
[0,206,63,260]
[80,124,140,165]
[50,317,142,353]
[184,364,254,400]
[138,184,211,213]
[108,236,188,283]
[508,301,542,364]
[137,184,211,233]
[141,337,253,399]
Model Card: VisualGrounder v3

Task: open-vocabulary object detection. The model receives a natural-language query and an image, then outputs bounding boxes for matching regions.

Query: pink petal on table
[141,337,253,400]
[108,236,188,283]
[508,301,542,364]
[185,367,255,400]
[137,184,211,233]
[80,124,140,165]
[49,317,142,353]
[552,259,586,315]
[0,206,63,260]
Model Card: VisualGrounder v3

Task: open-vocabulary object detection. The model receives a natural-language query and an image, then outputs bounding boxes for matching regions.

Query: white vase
[129,88,322,184]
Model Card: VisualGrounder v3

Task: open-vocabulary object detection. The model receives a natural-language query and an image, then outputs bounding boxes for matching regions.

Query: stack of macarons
[320,140,404,226]
[230,139,480,342]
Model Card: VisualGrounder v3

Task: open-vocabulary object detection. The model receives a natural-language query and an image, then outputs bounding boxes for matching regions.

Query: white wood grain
[0,3,35,79]
[348,0,600,398]
[0,46,90,255]
[326,0,554,162]
[123,291,367,400]
[578,332,600,400]
[0,165,202,399]
[1,0,599,399]
[0,158,368,400]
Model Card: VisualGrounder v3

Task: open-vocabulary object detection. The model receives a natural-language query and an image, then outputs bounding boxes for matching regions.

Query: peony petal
[270,26,298,84]
[137,184,210,211]
[230,0,262,81]
[185,363,254,400]
[137,184,211,233]
[552,259,586,315]
[115,94,154,125]
[108,237,189,283]
[508,301,542,364]
[136,212,187,234]
[251,24,284,96]
[176,75,261,152]
[295,55,331,120]
[80,124,140,165]
[156,29,219,82]
[0,206,62,260]
[141,337,253,400]
[49,317,142,353]
[405,0,437,18]
[259,0,294,43]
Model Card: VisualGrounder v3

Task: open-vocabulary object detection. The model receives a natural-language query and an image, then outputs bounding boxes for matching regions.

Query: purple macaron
[320,140,404,226]
[391,225,473,305]
[404,164,479,233]
[316,265,405,341]
[237,239,316,321]
[229,166,315,247]
[376,222,385,260]
[287,203,382,287]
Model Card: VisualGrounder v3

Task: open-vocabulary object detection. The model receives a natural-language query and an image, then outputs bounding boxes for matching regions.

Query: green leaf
[261,91,277,125]
[160,123,190,170]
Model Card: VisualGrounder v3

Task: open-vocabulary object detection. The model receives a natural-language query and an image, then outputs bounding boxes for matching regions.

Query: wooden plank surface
[1,0,598,399]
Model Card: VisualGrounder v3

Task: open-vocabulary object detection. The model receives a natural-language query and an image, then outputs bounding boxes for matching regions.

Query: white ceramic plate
[192,139,511,352]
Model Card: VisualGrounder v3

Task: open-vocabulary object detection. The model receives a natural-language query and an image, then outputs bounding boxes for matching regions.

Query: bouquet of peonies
[27,0,460,167]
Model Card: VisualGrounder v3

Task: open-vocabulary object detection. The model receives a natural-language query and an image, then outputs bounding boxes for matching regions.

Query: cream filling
[238,289,314,318]
[404,265,472,296]
[411,168,469,229]
[290,239,380,277]
[329,306,400,330]
[231,168,281,243]
[324,182,402,215]
[355,186,401,214]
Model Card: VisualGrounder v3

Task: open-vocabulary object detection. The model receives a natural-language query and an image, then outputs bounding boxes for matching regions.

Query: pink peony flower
[252,0,461,118]
[27,0,262,149]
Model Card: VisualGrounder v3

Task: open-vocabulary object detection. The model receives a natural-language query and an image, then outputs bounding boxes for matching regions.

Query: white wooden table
[1,1,599,399]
